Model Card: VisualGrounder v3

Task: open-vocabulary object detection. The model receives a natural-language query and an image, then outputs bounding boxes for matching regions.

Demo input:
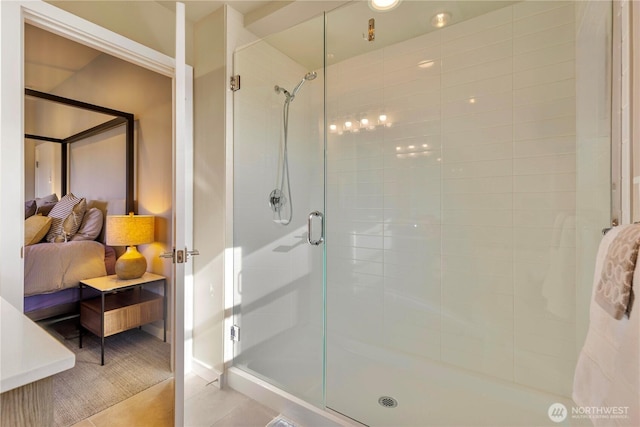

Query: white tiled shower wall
[326,1,609,397]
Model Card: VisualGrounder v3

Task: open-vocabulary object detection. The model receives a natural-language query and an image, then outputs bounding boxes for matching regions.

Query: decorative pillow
[25,215,52,245]
[71,207,103,241]
[35,193,58,207]
[25,199,37,219]
[36,202,56,216]
[45,193,87,243]
[61,198,87,236]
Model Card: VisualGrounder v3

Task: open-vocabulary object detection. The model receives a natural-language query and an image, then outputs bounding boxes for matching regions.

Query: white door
[172,62,195,424]
[1,1,193,425]
[0,0,26,309]
[172,3,194,425]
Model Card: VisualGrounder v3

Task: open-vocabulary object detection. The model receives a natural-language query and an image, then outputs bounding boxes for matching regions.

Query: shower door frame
[228,17,328,410]
[612,0,632,226]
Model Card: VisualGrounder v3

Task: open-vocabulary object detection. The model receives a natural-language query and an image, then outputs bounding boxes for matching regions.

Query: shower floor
[326,339,591,427]
[236,328,591,426]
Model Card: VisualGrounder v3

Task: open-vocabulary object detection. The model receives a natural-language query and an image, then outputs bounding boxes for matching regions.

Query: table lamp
[106,213,155,280]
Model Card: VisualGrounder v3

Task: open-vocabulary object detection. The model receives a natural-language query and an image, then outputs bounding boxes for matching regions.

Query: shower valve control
[269,189,286,212]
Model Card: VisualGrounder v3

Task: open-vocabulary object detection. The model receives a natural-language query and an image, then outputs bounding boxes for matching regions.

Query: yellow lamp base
[115,246,147,280]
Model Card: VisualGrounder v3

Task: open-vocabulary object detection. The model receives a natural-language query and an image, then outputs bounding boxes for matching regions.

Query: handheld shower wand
[273,71,317,102]
[291,71,317,98]
[269,71,318,225]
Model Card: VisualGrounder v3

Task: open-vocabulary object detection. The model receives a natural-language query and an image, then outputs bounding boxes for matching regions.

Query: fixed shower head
[274,85,290,97]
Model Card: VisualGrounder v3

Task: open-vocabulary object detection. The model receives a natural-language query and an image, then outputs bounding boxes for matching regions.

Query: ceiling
[25,24,103,93]
[24,0,518,142]
[262,0,518,71]
[24,24,112,138]
[23,1,291,94]
[157,0,272,23]
[25,1,519,100]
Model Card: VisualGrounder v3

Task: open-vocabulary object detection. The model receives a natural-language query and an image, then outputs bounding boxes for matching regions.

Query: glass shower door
[324,1,612,426]
[231,15,325,407]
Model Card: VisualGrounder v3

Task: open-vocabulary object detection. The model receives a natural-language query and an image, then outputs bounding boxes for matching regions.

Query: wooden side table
[79,272,166,365]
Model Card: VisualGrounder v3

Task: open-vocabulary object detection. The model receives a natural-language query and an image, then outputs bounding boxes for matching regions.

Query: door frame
[0,1,190,425]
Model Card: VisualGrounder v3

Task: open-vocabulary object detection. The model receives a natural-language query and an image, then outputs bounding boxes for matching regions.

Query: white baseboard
[141,322,167,342]
[191,358,223,388]
[227,367,361,427]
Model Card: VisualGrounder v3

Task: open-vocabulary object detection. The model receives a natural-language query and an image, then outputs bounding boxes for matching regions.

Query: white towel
[594,224,640,319]
[573,225,640,426]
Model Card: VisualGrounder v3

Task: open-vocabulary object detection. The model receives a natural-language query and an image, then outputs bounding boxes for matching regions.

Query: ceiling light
[370,0,400,12]
[431,12,451,28]
[360,118,369,126]
[418,60,435,69]
[379,114,387,122]
[344,121,352,128]
[329,124,337,131]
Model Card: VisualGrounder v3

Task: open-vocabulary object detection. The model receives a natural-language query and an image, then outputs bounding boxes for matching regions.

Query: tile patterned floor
[70,373,278,427]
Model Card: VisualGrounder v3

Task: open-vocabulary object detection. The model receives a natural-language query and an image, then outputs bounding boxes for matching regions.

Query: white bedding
[24,240,107,296]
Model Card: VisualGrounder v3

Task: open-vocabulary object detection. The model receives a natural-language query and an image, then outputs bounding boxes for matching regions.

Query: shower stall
[231,1,613,425]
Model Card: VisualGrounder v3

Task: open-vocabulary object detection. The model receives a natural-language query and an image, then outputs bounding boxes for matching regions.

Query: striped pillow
[45,193,87,242]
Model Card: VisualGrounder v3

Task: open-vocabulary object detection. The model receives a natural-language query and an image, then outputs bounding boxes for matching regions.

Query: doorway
[23,22,174,426]
[1,1,191,426]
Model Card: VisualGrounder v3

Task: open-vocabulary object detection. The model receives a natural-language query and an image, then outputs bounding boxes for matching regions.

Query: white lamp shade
[106,214,155,247]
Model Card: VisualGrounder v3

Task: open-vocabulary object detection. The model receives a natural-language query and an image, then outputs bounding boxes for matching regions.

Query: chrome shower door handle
[307,211,324,246]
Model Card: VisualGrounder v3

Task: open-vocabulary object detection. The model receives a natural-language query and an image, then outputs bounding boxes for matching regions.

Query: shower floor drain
[378,396,398,408]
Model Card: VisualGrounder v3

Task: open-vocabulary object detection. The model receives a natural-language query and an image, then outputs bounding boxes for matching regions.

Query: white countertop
[0,297,75,393]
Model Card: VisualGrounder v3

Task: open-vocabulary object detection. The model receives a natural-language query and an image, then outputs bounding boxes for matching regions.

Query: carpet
[42,318,172,427]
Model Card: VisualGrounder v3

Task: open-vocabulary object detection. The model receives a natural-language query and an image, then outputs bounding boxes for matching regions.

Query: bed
[24,241,116,320]
[23,198,119,320]
[23,89,135,321]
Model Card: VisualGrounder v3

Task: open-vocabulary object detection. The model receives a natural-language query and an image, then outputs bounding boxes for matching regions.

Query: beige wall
[47,0,195,65]
[25,98,127,206]
[46,51,173,337]
[192,7,226,374]
[46,52,173,281]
